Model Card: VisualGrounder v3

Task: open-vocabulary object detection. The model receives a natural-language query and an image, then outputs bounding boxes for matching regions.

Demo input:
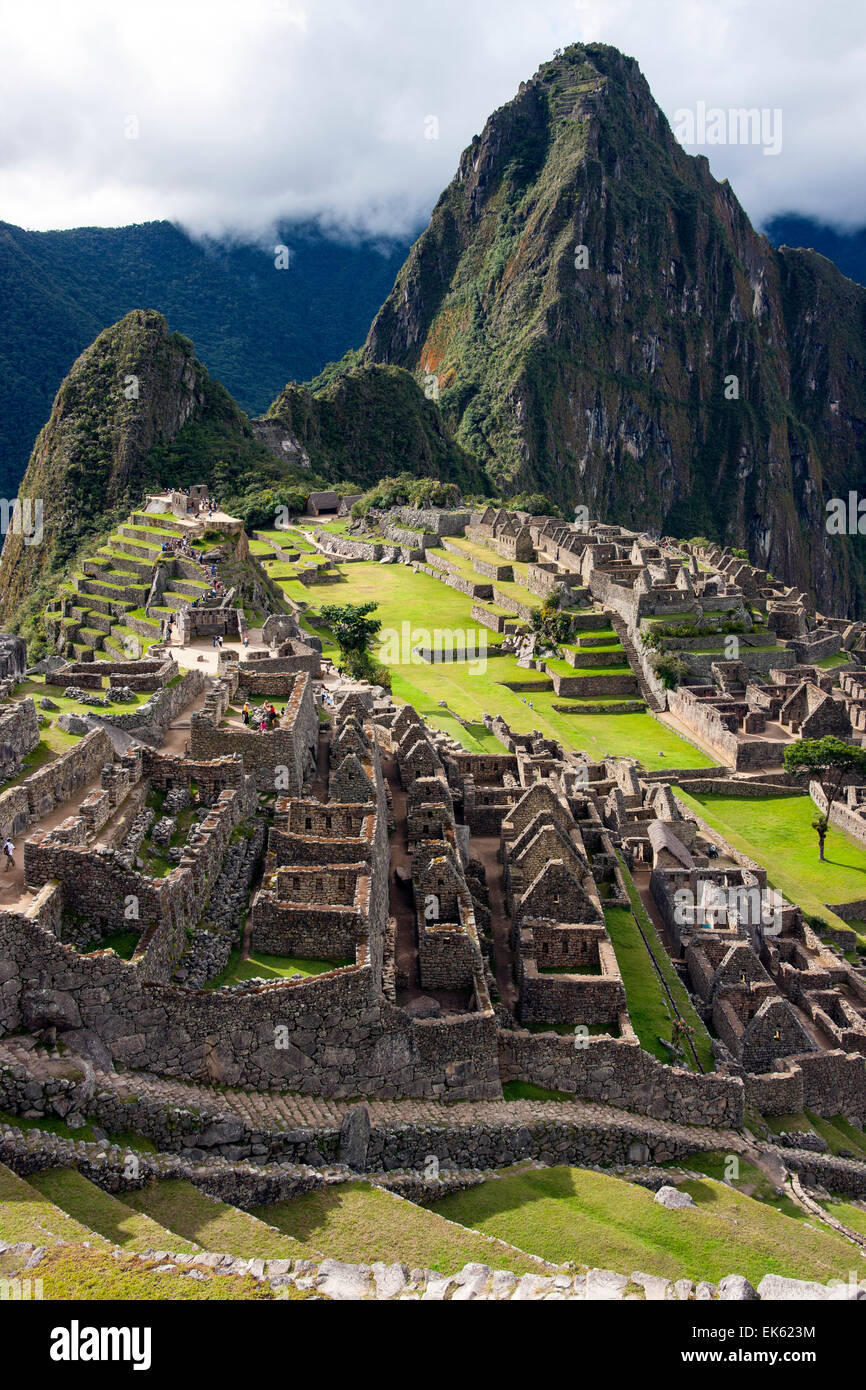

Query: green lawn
[11,676,152,751]
[432,1165,859,1285]
[255,1179,544,1275]
[823,1200,866,1237]
[615,853,715,1071]
[604,903,712,1070]
[278,560,714,769]
[28,1169,200,1254]
[674,790,866,940]
[125,1180,309,1260]
[207,949,351,988]
[0,1161,108,1247]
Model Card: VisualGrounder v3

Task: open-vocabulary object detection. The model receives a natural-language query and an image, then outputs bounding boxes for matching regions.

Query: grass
[674,790,866,938]
[0,1109,102,1144]
[206,949,351,988]
[823,1200,866,1237]
[125,1180,308,1260]
[814,653,852,670]
[432,1165,861,1285]
[0,1161,109,1247]
[615,853,715,1072]
[280,559,713,768]
[502,1080,576,1101]
[27,1169,200,1254]
[11,675,151,750]
[673,1151,806,1222]
[255,1179,545,1275]
[80,929,141,958]
[604,907,679,1065]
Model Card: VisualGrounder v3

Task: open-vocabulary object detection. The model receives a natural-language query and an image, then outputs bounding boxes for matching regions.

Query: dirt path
[0,783,97,912]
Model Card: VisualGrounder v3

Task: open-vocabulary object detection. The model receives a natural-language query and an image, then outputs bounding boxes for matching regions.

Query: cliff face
[0,310,210,620]
[363,43,866,616]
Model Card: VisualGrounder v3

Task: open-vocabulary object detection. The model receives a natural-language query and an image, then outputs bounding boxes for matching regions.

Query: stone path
[0,1038,748,1153]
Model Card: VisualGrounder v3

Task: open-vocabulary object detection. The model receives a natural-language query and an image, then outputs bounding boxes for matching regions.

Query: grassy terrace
[206,950,351,988]
[675,790,866,945]
[255,1180,544,1275]
[278,561,714,768]
[7,674,155,760]
[432,1165,858,1285]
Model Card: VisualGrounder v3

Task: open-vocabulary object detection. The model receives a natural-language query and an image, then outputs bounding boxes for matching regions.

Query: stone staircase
[55,512,215,659]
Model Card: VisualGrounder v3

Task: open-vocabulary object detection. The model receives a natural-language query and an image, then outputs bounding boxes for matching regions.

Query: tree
[784,736,866,860]
[319,601,384,684]
[528,587,572,657]
[812,815,830,863]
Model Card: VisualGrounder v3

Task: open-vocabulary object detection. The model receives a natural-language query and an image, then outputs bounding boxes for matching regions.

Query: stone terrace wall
[498,1030,744,1128]
[101,668,208,735]
[0,698,40,784]
[0,727,114,841]
[0,905,501,1100]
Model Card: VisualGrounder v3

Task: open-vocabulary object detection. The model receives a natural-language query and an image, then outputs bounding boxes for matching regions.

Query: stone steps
[0,1039,744,1156]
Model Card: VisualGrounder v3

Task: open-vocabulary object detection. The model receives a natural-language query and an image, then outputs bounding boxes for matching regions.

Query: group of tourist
[241,702,282,732]
[165,487,220,517]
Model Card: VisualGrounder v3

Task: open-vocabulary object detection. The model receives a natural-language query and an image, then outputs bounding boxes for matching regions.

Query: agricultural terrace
[271,558,715,770]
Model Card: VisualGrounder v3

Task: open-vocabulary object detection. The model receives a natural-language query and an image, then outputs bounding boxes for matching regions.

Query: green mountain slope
[0,218,411,498]
[361,42,866,617]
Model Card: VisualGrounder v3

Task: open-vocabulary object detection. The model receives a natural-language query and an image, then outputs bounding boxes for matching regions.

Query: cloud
[0,0,864,242]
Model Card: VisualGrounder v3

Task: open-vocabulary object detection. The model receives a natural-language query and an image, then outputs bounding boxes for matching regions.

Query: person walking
[242,703,250,726]
[3,838,14,872]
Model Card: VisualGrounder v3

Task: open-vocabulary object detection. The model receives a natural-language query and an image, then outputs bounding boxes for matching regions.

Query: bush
[651,652,690,689]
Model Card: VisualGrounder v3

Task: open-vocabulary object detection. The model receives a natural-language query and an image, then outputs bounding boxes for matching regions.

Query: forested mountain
[0,219,411,496]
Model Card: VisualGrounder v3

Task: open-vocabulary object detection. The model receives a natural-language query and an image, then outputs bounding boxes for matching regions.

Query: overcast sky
[1,0,864,244]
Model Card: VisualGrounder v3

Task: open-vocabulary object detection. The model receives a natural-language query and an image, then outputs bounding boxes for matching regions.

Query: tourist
[242,703,250,726]
[2,838,14,872]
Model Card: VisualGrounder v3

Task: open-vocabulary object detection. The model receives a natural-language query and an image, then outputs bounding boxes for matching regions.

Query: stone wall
[418,926,477,990]
[100,668,208,735]
[0,698,40,785]
[498,1030,744,1127]
[0,727,115,842]
[0,902,502,1100]
[190,672,317,793]
[811,782,866,850]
